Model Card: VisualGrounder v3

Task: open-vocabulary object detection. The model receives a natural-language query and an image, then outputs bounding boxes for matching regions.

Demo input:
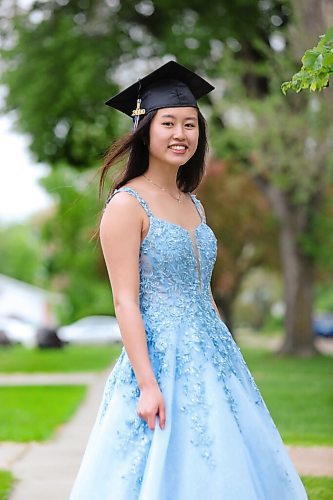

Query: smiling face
[148,107,199,168]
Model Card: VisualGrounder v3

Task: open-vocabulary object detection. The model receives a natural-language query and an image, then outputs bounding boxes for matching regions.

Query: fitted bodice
[106,186,218,320]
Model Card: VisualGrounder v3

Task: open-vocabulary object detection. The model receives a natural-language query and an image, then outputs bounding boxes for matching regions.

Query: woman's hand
[137,380,166,431]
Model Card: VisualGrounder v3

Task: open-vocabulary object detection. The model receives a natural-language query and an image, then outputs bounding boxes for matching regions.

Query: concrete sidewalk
[286,446,333,477]
[0,372,97,386]
[2,366,112,500]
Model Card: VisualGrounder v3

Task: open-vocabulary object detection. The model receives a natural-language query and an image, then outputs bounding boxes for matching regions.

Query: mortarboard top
[105,61,214,125]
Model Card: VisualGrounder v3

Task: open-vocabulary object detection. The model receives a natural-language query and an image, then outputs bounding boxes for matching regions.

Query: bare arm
[100,192,165,430]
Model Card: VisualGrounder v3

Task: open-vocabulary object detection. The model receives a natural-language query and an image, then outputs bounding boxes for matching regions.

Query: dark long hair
[99,107,208,201]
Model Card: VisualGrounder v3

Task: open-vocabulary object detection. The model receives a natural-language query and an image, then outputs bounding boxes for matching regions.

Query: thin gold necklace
[143,174,183,203]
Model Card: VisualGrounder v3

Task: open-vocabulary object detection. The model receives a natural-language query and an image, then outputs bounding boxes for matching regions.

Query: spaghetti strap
[105,186,152,217]
[190,193,206,223]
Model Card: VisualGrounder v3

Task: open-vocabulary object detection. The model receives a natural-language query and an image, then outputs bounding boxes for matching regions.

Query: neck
[145,158,180,191]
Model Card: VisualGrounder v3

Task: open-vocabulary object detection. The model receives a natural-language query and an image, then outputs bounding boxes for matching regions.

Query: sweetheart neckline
[151,214,205,233]
[141,216,206,246]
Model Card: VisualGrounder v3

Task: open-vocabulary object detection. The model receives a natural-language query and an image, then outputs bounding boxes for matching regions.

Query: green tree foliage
[1,2,123,167]
[0,223,45,285]
[281,26,333,93]
[210,45,333,266]
[0,0,287,168]
[39,165,114,323]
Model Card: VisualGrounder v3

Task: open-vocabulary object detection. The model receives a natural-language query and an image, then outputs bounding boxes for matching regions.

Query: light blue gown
[69,186,308,500]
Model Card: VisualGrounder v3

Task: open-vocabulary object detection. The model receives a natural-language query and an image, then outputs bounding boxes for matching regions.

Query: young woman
[68,61,308,499]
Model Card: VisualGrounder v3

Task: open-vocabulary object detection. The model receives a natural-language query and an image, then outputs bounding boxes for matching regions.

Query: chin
[167,152,193,166]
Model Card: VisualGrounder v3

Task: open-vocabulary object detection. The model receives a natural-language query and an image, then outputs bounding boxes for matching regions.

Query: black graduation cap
[105,61,214,129]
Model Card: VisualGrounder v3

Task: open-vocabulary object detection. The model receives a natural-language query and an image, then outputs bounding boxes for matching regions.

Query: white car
[0,316,38,348]
[57,315,122,344]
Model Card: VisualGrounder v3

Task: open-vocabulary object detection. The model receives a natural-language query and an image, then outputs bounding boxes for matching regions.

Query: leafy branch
[281,25,333,94]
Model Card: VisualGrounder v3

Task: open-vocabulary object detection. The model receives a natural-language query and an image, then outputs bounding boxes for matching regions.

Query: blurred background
[0,1,333,497]
[0,0,332,353]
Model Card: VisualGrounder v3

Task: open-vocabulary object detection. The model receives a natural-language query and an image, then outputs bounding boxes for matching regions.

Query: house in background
[0,273,63,326]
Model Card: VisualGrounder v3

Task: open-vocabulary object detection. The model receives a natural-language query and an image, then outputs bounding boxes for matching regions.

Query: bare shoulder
[100,189,143,241]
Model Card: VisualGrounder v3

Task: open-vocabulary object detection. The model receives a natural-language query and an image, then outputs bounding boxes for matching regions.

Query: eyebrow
[160,114,197,120]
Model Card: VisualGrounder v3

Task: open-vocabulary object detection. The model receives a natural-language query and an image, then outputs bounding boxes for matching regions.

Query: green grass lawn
[0,344,122,373]
[301,476,333,500]
[0,470,14,500]
[239,346,333,445]
[0,385,87,441]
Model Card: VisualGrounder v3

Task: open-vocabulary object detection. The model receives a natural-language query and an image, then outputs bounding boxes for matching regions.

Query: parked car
[0,316,38,348]
[57,315,122,344]
[37,326,65,349]
[313,312,333,338]
[0,330,11,346]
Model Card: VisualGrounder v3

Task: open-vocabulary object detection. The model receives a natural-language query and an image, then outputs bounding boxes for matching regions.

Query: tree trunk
[278,219,318,356]
[254,178,318,356]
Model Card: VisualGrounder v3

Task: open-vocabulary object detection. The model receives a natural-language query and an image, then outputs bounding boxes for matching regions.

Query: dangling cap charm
[132,97,146,131]
[131,98,146,117]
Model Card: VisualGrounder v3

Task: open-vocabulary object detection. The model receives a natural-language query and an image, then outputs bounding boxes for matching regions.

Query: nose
[173,124,186,140]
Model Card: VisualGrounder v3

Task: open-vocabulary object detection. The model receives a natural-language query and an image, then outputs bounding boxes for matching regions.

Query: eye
[185,123,196,128]
[162,121,174,126]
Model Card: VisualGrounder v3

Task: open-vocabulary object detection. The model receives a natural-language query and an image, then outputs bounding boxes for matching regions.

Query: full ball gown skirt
[68,186,308,500]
